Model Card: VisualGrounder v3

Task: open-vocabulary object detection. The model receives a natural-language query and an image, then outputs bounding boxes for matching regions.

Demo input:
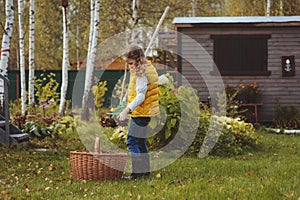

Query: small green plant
[218,88,246,119]
[54,115,78,136]
[110,78,128,109]
[9,99,26,129]
[34,72,60,105]
[92,79,108,119]
[108,126,128,149]
[274,100,300,129]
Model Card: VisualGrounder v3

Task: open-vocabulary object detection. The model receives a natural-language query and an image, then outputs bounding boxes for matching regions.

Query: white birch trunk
[59,5,69,116]
[87,0,95,57]
[0,0,14,133]
[28,0,35,105]
[130,0,139,43]
[267,0,271,16]
[0,0,14,77]
[18,0,26,115]
[81,0,100,120]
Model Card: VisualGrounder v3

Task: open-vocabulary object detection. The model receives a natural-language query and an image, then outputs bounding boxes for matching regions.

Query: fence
[8,70,125,108]
[8,69,166,108]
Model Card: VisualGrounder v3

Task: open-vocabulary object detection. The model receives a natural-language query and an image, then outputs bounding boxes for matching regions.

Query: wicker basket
[70,138,127,180]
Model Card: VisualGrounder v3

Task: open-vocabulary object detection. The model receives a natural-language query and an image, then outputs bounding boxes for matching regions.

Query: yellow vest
[128,61,160,117]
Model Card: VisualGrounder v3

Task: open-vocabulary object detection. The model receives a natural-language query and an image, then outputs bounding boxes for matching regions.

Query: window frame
[211,34,271,76]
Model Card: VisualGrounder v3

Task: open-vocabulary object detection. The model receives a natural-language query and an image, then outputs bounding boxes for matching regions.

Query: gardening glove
[117,107,130,122]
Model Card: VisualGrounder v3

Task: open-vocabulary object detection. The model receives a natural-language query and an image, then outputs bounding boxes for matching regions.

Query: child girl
[117,44,159,179]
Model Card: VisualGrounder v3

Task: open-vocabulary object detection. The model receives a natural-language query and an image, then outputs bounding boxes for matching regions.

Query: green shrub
[34,73,59,107]
[108,126,128,149]
[107,74,259,156]
[107,74,200,151]
[213,115,258,155]
[188,109,211,154]
[10,73,74,139]
[147,82,180,150]
[274,101,300,129]
[92,80,108,119]
[147,74,200,150]
[223,85,246,119]
[190,114,259,156]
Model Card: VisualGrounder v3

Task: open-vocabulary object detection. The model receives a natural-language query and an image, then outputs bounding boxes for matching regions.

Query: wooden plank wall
[178,26,300,122]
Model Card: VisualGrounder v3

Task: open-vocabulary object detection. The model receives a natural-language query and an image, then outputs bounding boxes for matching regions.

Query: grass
[0,130,299,200]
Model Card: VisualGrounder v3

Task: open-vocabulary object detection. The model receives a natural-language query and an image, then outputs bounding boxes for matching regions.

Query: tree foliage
[1,0,300,70]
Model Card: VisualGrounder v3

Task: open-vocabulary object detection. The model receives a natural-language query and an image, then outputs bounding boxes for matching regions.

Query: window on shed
[211,35,271,76]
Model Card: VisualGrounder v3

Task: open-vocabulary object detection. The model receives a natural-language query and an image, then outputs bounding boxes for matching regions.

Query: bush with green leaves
[106,74,258,156]
[34,73,59,105]
[223,85,246,119]
[213,115,258,155]
[190,113,259,156]
[147,74,200,150]
[106,74,200,151]
[147,80,180,150]
[92,80,108,119]
[274,101,300,129]
[23,113,79,139]
[10,73,73,139]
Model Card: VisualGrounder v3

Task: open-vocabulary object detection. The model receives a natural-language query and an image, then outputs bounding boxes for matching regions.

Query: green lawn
[0,131,299,200]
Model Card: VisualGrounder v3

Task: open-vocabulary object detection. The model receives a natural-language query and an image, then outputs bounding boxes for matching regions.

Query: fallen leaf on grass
[156,173,161,178]
[284,192,294,198]
[48,164,54,171]
[45,187,50,191]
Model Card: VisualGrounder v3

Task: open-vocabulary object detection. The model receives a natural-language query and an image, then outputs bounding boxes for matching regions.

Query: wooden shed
[173,16,300,123]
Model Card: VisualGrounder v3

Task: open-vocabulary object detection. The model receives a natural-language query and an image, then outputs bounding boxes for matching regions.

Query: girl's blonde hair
[125,44,146,77]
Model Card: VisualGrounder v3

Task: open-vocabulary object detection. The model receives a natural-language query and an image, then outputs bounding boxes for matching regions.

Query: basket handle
[94,137,100,154]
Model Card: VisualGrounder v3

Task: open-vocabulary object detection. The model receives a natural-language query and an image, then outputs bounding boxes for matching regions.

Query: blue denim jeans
[126,117,150,174]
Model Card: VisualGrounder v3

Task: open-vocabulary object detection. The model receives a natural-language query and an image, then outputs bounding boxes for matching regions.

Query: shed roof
[173,16,300,24]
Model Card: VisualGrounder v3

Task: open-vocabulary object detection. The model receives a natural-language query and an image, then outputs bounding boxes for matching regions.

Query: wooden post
[94,137,100,154]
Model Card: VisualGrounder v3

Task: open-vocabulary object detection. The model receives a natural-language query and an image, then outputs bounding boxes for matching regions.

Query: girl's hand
[117,107,130,122]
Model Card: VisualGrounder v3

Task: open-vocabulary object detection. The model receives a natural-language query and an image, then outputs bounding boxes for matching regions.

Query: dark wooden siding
[177,26,300,122]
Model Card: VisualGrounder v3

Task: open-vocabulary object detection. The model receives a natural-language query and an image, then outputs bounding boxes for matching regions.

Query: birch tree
[130,0,139,43]
[0,0,14,77]
[87,0,95,62]
[18,0,26,115]
[59,0,69,116]
[28,0,35,105]
[81,0,100,120]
